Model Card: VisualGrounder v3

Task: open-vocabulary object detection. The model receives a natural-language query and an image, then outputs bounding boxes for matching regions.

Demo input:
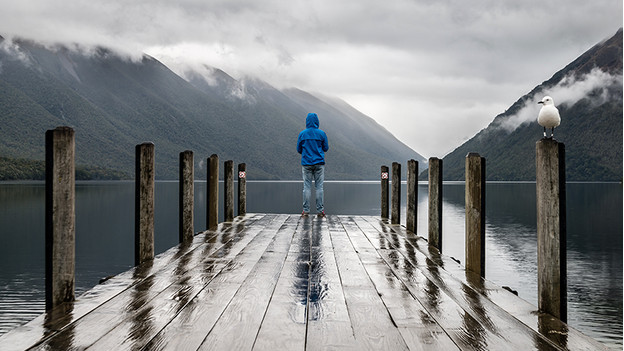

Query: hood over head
[306,113,319,129]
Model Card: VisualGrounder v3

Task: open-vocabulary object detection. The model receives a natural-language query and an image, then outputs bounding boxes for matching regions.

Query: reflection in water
[0,184,46,335]
[0,181,621,347]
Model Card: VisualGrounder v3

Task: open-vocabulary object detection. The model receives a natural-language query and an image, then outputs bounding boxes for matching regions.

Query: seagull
[537,96,560,138]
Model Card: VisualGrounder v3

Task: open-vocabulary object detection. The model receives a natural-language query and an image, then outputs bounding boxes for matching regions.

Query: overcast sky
[1,0,621,157]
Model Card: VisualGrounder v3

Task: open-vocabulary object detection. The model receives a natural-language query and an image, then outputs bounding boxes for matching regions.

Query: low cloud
[0,38,34,67]
[0,0,621,157]
[494,68,622,133]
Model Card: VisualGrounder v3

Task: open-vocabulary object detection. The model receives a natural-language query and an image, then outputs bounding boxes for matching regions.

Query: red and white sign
[381,172,389,179]
[238,171,246,179]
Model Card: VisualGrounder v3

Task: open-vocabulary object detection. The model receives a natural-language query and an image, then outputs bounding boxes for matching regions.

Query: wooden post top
[49,126,74,132]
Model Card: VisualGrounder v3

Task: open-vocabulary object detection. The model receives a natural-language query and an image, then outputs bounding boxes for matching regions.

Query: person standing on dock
[297,112,329,218]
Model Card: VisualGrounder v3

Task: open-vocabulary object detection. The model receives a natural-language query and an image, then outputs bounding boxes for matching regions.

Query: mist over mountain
[0,37,424,180]
[439,29,622,181]
[2,28,620,182]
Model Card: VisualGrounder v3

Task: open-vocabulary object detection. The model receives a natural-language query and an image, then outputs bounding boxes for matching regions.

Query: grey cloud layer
[1,0,621,156]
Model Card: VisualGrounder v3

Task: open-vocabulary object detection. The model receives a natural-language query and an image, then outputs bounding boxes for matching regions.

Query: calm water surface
[0,181,621,348]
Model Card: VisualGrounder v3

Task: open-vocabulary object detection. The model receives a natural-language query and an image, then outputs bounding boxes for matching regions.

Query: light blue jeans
[302,164,324,213]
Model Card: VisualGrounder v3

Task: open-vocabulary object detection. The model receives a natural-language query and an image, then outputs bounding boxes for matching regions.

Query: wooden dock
[0,214,606,350]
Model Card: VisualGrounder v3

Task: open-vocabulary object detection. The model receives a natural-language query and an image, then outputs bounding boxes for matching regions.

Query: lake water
[0,181,621,349]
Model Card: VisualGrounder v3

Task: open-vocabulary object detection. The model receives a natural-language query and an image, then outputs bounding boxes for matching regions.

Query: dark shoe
[317,211,326,218]
[301,211,309,217]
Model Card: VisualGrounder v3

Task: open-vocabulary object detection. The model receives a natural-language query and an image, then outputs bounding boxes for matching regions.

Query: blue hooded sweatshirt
[297,113,329,165]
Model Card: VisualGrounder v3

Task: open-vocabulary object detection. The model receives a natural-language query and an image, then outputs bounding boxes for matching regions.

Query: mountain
[183,66,427,179]
[438,29,622,181]
[0,38,425,180]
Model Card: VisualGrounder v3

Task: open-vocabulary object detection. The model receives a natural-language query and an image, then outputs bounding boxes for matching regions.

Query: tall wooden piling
[381,165,389,219]
[406,159,418,233]
[465,153,486,277]
[135,142,155,266]
[428,157,443,252]
[179,150,194,244]
[224,160,234,222]
[391,162,401,225]
[536,139,567,322]
[207,154,219,230]
[238,163,247,216]
[45,126,76,310]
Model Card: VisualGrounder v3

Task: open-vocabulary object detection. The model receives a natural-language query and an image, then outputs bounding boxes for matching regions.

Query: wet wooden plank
[335,216,410,350]
[364,253,460,350]
[195,255,285,350]
[356,217,549,349]
[26,214,269,351]
[403,233,608,350]
[252,265,308,350]
[341,216,459,350]
[197,216,295,350]
[359,217,607,351]
[377,218,607,350]
[253,217,309,350]
[0,226,219,351]
[82,265,225,349]
[306,217,357,351]
[0,214,607,351]
[138,214,291,351]
[375,248,512,350]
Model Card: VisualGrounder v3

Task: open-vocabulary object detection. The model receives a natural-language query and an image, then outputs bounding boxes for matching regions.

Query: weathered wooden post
[381,165,389,219]
[238,163,247,216]
[406,159,418,233]
[224,160,234,222]
[135,142,155,266]
[428,157,443,252]
[179,150,194,244]
[465,153,486,277]
[391,162,401,225]
[536,139,567,322]
[207,154,219,230]
[45,126,76,310]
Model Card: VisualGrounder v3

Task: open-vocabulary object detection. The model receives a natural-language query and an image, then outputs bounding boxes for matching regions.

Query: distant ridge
[438,28,622,181]
[0,37,425,180]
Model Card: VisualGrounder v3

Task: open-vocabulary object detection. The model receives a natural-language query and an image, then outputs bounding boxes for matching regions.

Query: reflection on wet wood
[379,219,604,350]
[0,215,607,351]
[307,217,356,350]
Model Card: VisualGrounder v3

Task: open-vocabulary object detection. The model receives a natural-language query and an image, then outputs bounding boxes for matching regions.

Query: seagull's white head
[538,96,555,106]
